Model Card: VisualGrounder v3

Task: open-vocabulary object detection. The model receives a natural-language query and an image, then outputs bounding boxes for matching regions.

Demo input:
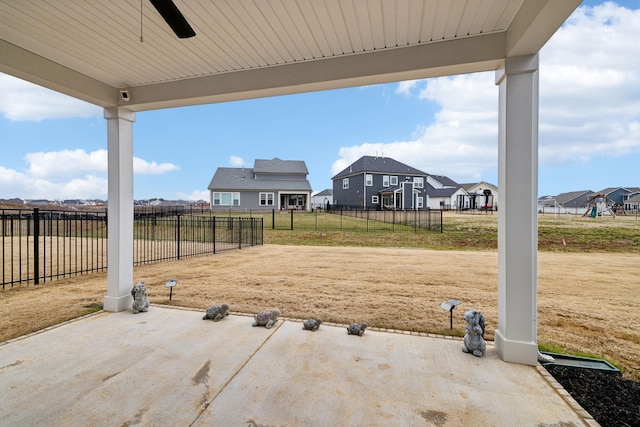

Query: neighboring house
[537,195,555,211]
[619,188,640,211]
[538,190,593,214]
[460,182,499,211]
[624,193,640,211]
[310,189,333,210]
[595,187,639,208]
[208,158,312,211]
[331,156,429,210]
[425,175,468,210]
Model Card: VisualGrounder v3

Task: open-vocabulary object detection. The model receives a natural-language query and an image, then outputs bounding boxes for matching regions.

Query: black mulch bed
[545,365,640,427]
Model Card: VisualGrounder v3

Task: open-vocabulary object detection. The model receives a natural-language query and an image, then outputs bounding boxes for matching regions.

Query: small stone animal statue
[253,309,281,329]
[347,322,368,336]
[203,304,230,321]
[302,319,322,331]
[131,281,149,314]
[462,309,486,357]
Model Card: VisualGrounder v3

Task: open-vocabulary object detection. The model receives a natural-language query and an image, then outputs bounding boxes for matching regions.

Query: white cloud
[0,74,101,122]
[133,157,180,175]
[26,149,108,179]
[332,72,498,182]
[0,149,179,199]
[176,190,210,201]
[229,156,245,167]
[334,2,640,183]
[396,80,419,95]
[538,2,640,165]
[0,164,107,200]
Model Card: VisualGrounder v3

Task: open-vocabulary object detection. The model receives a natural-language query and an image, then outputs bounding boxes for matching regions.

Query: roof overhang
[1,0,580,112]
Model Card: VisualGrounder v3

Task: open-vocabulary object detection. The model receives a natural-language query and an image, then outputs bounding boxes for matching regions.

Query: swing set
[582,194,616,218]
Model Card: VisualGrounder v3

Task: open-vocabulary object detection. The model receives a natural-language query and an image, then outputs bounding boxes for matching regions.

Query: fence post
[392,209,395,232]
[176,213,181,260]
[238,218,242,249]
[272,209,275,230]
[290,209,293,230]
[33,208,40,285]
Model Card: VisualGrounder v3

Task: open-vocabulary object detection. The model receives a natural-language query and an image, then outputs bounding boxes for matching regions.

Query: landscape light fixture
[440,299,461,329]
[165,278,178,300]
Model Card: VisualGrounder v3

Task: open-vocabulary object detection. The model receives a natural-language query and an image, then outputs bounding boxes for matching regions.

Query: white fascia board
[122,32,506,112]
[506,0,581,57]
[0,39,119,107]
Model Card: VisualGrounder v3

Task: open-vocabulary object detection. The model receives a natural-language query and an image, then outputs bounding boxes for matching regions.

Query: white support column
[494,54,539,365]
[103,107,136,312]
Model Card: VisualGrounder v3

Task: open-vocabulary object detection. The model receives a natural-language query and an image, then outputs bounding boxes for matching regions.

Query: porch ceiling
[0,0,580,111]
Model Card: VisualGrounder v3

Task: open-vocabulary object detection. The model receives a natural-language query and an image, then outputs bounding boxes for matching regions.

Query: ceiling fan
[150,0,196,39]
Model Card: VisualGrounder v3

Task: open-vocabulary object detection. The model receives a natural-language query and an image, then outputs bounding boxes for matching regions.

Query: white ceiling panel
[0,0,580,111]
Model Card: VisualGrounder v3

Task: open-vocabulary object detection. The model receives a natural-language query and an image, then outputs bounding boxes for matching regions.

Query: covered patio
[0,305,592,426]
[0,0,580,367]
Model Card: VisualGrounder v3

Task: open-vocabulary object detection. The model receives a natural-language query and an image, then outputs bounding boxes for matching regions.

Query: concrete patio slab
[0,306,591,426]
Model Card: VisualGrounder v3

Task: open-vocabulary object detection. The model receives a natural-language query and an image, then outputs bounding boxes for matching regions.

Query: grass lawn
[1,211,638,381]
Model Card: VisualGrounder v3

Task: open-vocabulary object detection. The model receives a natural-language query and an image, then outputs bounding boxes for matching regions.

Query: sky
[1,1,639,201]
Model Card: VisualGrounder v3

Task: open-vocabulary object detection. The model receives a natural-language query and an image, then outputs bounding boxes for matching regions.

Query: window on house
[213,192,240,206]
[413,177,424,188]
[383,175,390,187]
[343,178,349,189]
[390,176,398,186]
[365,174,373,186]
[417,196,424,208]
[372,196,379,204]
[259,192,274,206]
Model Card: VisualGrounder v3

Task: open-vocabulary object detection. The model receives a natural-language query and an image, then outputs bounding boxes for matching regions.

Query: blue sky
[1,1,639,201]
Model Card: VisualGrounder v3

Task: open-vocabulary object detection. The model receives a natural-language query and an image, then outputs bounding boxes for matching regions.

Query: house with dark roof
[425,175,470,210]
[331,156,429,210]
[594,187,640,210]
[537,190,594,214]
[208,158,312,211]
[595,187,637,207]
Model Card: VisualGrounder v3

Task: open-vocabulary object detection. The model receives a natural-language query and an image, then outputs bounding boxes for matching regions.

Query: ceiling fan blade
[149,0,196,39]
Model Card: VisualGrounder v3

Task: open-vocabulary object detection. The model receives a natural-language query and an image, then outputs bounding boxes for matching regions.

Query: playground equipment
[582,194,616,218]
[458,189,494,212]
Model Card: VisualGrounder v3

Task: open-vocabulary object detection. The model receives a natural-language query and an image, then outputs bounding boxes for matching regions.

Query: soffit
[0,0,581,111]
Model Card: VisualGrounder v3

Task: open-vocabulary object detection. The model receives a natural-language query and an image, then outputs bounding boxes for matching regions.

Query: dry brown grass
[2,244,638,380]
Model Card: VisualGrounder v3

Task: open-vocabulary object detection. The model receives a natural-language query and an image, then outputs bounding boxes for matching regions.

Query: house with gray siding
[596,187,640,211]
[624,193,640,211]
[596,187,634,208]
[208,158,312,211]
[331,156,429,210]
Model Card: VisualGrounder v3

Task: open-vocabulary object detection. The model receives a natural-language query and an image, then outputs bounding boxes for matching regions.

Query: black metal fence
[323,209,443,233]
[1,208,262,289]
[265,208,442,232]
